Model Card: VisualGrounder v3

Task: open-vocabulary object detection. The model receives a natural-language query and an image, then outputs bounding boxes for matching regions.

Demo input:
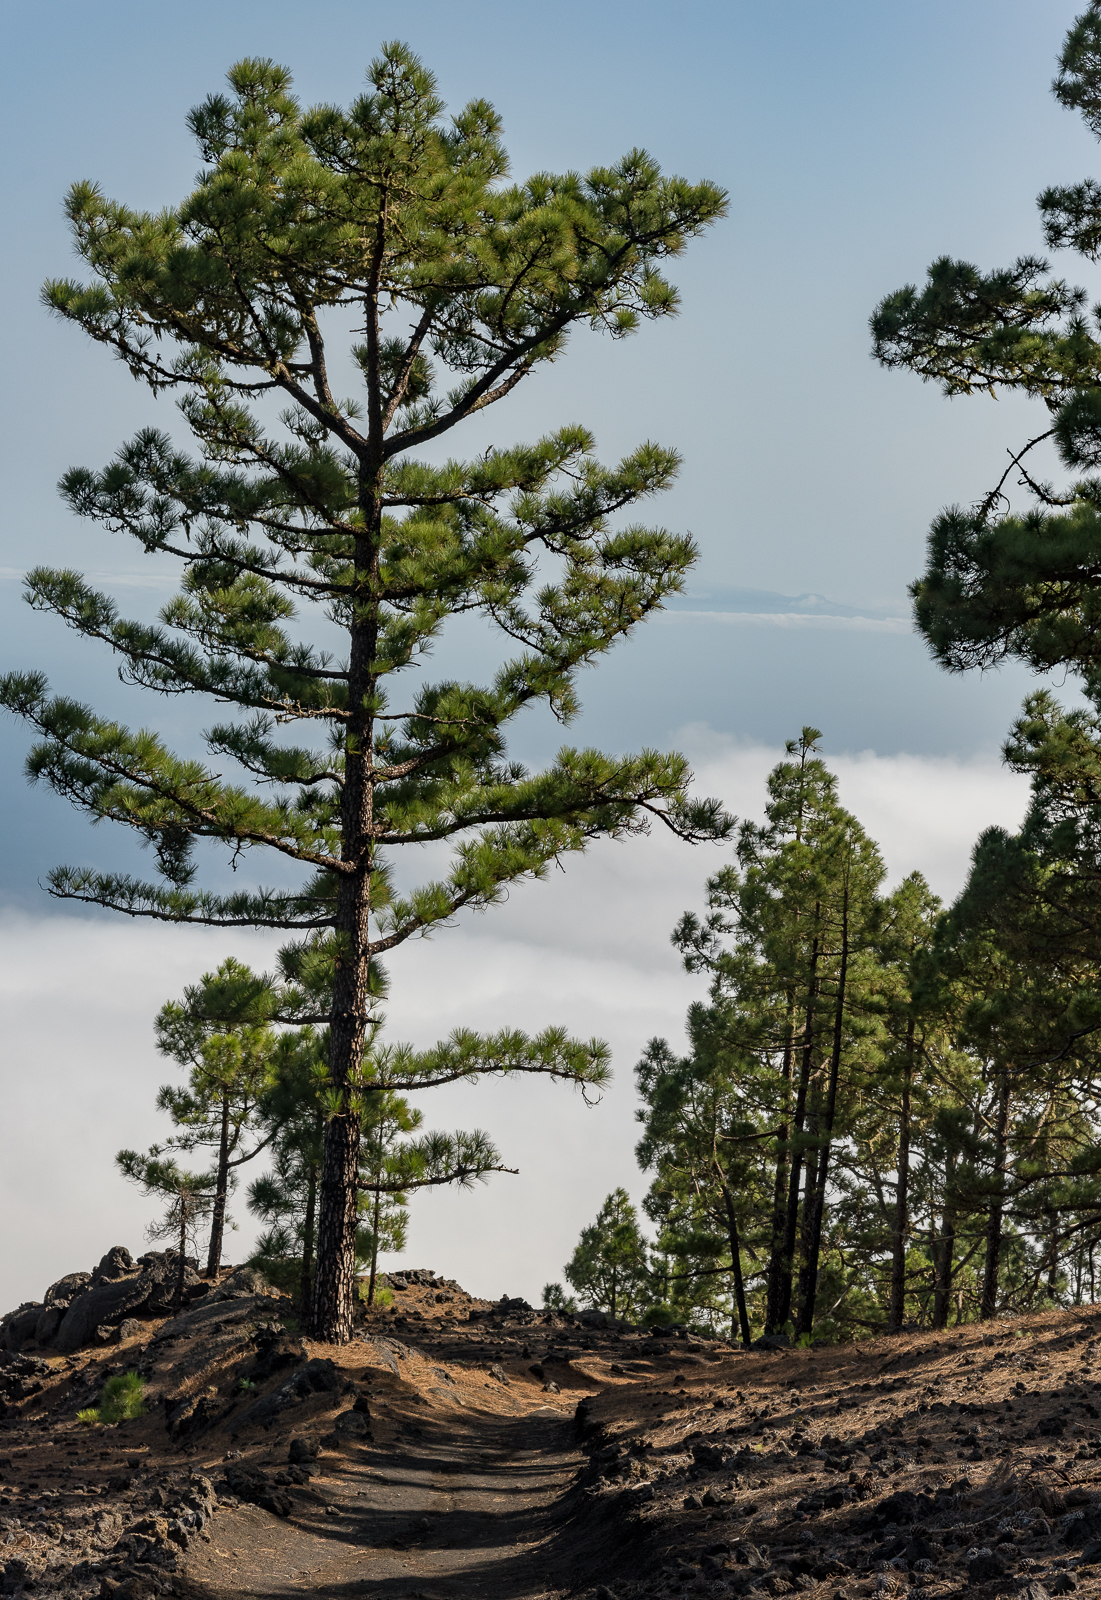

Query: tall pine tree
[0,49,730,1340]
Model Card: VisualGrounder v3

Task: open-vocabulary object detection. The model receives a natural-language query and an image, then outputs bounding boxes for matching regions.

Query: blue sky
[0,0,1093,1305]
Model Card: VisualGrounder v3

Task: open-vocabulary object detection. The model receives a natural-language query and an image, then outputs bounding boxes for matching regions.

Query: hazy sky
[0,0,1092,1310]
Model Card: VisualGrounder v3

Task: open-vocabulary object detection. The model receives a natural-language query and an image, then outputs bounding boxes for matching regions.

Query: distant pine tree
[564,1189,650,1320]
[115,1153,215,1309]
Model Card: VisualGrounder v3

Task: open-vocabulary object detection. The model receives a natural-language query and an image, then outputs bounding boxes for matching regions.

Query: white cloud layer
[657,611,910,633]
[0,735,1032,1315]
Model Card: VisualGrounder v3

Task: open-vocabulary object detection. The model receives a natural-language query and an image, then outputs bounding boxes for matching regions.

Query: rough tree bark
[312,428,383,1342]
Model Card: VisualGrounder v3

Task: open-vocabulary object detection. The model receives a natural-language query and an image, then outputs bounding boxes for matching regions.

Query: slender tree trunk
[1046,1218,1059,1300]
[299,1159,318,1316]
[367,1184,382,1308]
[721,1182,752,1347]
[933,1151,957,1331]
[798,874,850,1338]
[980,1069,1012,1322]
[766,745,815,1331]
[776,928,820,1330]
[888,1020,915,1333]
[765,1001,796,1333]
[795,1089,820,1326]
[205,1093,232,1279]
[175,1194,189,1311]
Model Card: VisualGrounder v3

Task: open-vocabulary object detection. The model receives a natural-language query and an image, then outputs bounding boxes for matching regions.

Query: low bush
[76,1371,147,1425]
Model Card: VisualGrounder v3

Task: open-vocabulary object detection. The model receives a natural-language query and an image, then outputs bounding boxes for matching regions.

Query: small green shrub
[641,1302,675,1327]
[355,1280,393,1309]
[542,1282,578,1314]
[246,1253,299,1298]
[79,1371,147,1426]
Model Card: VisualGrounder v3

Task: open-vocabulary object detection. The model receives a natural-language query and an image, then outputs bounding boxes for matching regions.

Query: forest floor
[4,1271,1101,1599]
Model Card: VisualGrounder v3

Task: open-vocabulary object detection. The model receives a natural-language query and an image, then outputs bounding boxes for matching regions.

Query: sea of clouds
[0,732,1031,1313]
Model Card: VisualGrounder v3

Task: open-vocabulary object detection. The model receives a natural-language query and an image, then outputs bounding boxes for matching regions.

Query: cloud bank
[0,735,1031,1314]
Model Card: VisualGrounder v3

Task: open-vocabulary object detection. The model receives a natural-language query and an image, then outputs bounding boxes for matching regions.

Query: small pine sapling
[77,1372,147,1426]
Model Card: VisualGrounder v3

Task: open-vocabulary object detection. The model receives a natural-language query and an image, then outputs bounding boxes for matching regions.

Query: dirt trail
[183,1404,581,1598]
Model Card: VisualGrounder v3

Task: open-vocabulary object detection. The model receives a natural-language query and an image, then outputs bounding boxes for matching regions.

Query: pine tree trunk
[980,1070,1012,1322]
[776,928,820,1331]
[765,1001,796,1335]
[767,749,815,1333]
[312,1105,361,1341]
[888,1021,914,1333]
[797,877,849,1338]
[311,448,381,1343]
[933,1153,956,1331]
[795,1089,821,1328]
[299,1160,317,1316]
[367,1186,381,1308]
[205,1094,232,1279]
[721,1182,751,1347]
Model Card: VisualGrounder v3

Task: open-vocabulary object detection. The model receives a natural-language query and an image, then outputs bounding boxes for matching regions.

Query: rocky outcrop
[0,1248,209,1355]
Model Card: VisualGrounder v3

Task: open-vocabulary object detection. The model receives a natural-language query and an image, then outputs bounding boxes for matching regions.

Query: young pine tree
[248,1019,509,1309]
[635,1017,761,1345]
[0,49,730,1341]
[564,1189,651,1320]
[116,1153,215,1310]
[674,731,886,1338]
[357,1086,418,1308]
[151,958,285,1278]
[246,1028,329,1310]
